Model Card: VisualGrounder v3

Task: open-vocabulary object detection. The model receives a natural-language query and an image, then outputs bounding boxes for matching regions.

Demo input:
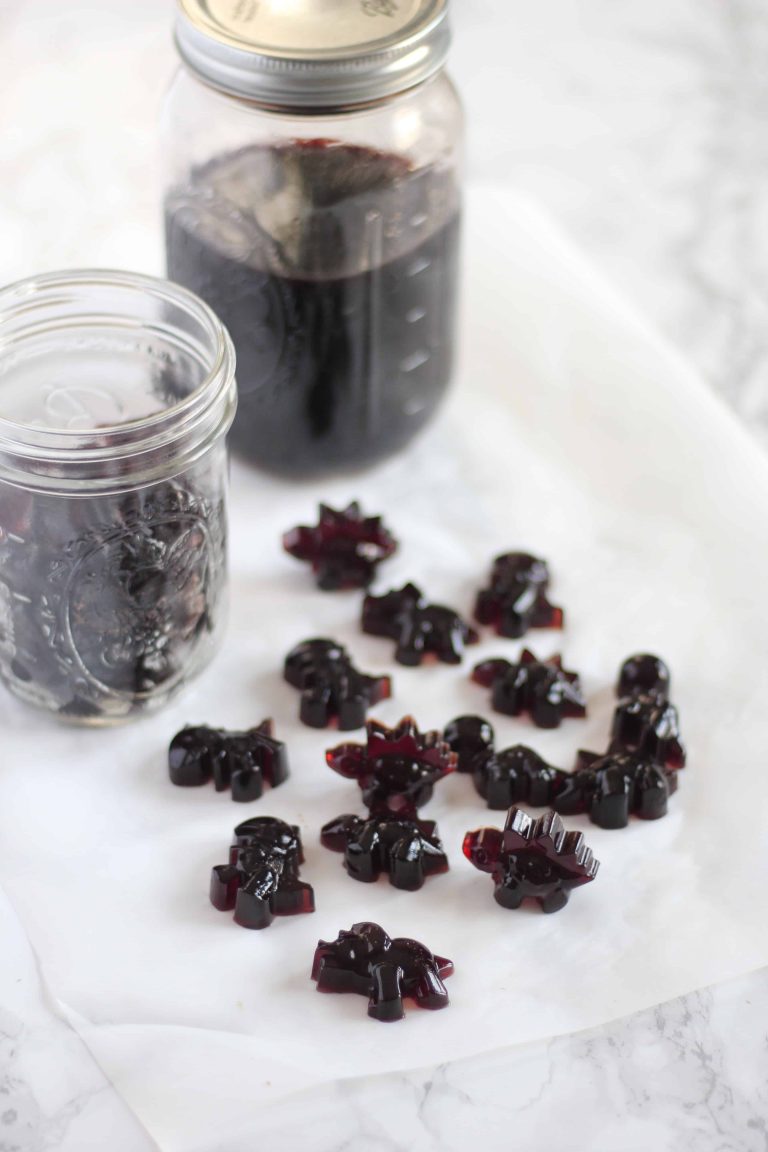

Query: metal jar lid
[174,0,451,109]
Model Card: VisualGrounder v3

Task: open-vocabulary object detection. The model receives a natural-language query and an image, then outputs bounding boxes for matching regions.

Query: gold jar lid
[175,0,451,108]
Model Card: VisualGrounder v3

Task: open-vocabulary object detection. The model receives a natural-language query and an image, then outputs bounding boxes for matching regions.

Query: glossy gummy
[554,749,678,830]
[326,716,457,818]
[282,502,397,590]
[474,552,564,638]
[312,921,454,1021]
[362,582,479,666]
[443,715,567,809]
[472,649,587,728]
[210,817,314,929]
[284,638,392,729]
[463,808,599,913]
[169,720,289,801]
[321,814,448,890]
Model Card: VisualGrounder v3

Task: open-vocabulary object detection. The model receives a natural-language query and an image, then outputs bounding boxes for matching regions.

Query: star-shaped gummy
[472,649,587,728]
[362,582,479,666]
[168,720,289,801]
[283,502,397,590]
[463,807,599,913]
[210,817,315,929]
[284,638,392,729]
[326,716,457,818]
[474,552,564,638]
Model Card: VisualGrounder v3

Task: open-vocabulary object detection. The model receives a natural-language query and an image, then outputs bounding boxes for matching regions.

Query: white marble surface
[1,2,767,1150]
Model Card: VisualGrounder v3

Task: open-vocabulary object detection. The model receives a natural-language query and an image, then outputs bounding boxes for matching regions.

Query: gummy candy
[474,552,564,638]
[321,814,448,890]
[554,652,685,828]
[210,817,315,929]
[554,749,678,829]
[463,808,599,913]
[362,582,479,666]
[283,502,398,590]
[444,715,567,809]
[472,649,587,728]
[284,639,392,729]
[312,921,454,1021]
[442,715,495,773]
[326,716,456,818]
[169,721,289,801]
[617,653,670,699]
[0,478,226,720]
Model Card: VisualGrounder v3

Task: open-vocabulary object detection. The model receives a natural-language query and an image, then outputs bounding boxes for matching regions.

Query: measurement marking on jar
[407,256,431,277]
[400,350,430,373]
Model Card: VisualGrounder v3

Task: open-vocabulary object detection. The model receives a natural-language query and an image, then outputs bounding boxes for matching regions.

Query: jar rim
[174,0,450,109]
[0,269,237,493]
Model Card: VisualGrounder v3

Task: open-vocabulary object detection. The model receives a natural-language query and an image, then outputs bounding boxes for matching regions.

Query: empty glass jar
[162,0,463,477]
[0,271,237,724]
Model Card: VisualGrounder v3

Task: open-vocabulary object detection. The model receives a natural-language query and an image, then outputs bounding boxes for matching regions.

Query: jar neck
[0,271,237,495]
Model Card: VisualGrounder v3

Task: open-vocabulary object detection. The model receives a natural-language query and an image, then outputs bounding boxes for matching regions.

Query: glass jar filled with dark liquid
[164,0,462,477]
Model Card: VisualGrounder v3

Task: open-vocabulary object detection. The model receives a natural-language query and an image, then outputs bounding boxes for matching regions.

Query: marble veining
[0,892,157,1152]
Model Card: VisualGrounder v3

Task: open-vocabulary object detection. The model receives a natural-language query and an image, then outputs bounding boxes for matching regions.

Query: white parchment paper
[1,187,767,1151]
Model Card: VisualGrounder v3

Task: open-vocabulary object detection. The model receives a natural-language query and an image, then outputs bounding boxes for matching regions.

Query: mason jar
[0,271,237,724]
[163,0,463,478]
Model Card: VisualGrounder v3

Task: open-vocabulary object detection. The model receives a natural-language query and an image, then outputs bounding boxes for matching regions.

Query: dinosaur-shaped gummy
[169,720,289,801]
[362,582,479,666]
[474,552,564,638]
[321,814,448,890]
[210,817,315,929]
[554,749,678,829]
[284,638,392,729]
[553,653,685,828]
[444,715,568,809]
[312,921,453,1021]
[283,501,397,590]
[464,808,599,913]
[472,649,587,728]
[326,716,457,818]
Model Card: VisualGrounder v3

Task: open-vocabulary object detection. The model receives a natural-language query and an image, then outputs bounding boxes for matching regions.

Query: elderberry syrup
[163,0,463,477]
[0,272,237,724]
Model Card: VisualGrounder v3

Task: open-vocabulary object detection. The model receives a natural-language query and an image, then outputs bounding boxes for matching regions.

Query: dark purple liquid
[165,142,460,477]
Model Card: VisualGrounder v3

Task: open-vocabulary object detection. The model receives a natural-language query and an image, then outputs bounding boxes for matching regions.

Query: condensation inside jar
[0,277,232,724]
[166,140,461,476]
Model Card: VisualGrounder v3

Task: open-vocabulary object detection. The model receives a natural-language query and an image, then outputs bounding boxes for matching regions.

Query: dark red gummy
[617,653,671,698]
[321,814,448,890]
[166,142,460,477]
[463,808,599,913]
[210,817,315,929]
[472,649,587,728]
[610,690,685,771]
[554,749,678,830]
[443,715,567,809]
[362,582,479,666]
[312,921,453,1021]
[283,502,397,590]
[442,715,495,772]
[474,552,564,639]
[284,638,391,730]
[169,720,289,801]
[326,716,456,818]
